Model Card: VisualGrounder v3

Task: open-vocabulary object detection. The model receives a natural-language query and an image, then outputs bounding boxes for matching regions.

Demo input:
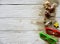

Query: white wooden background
[0,0,60,44]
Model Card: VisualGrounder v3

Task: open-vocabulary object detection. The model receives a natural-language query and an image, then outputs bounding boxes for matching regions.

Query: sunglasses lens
[40,34,46,38]
[48,38,54,43]
[47,30,53,35]
[48,38,57,44]
[54,32,60,37]
[50,39,53,42]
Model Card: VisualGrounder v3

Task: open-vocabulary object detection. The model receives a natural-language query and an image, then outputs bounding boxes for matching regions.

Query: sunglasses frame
[39,32,57,44]
[45,27,60,37]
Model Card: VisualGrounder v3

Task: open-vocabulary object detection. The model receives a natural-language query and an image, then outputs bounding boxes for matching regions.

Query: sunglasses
[45,27,60,37]
[39,32,57,44]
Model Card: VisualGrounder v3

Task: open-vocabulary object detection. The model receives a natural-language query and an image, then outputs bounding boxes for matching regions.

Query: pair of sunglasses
[39,32,57,44]
[45,27,60,37]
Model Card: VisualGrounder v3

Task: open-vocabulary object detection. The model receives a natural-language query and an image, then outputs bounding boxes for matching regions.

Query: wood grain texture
[0,0,60,5]
[0,16,44,30]
[0,31,47,44]
[0,5,43,17]
[0,0,46,4]
[0,5,60,17]
[56,5,60,17]
[0,17,59,31]
[0,0,60,44]
[0,1,46,43]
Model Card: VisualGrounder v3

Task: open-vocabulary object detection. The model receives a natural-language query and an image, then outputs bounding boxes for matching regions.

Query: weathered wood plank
[0,5,43,17]
[0,0,60,5]
[0,17,44,30]
[56,5,60,17]
[0,0,46,4]
[0,5,60,17]
[0,17,59,31]
[0,31,47,44]
[0,0,60,44]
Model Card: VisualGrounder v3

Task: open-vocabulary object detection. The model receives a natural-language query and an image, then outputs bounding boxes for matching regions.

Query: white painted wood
[0,17,59,31]
[0,0,60,44]
[56,5,60,17]
[0,16,44,30]
[0,31,47,44]
[0,5,44,31]
[0,0,60,4]
[0,0,46,4]
[0,2,46,44]
[0,5,43,17]
[0,5,60,18]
